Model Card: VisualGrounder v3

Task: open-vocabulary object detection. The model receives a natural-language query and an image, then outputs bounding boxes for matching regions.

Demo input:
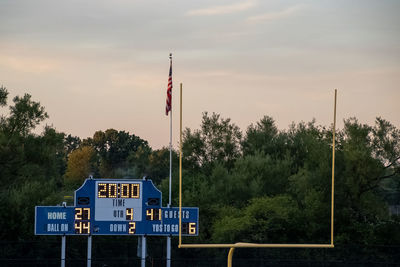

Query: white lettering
[153,224,163,232]
[150,224,181,234]
[113,199,126,207]
[113,210,124,218]
[60,224,68,231]
[47,223,61,232]
[109,223,127,232]
[47,212,67,220]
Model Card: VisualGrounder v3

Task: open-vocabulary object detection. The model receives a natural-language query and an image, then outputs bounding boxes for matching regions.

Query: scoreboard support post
[61,201,66,267]
[61,235,66,267]
[87,235,92,267]
[141,235,147,267]
[167,235,171,267]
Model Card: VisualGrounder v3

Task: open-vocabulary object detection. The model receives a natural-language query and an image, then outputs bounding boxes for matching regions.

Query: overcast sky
[1,0,399,149]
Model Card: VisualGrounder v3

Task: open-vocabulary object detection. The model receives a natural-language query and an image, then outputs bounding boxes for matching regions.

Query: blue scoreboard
[35,178,198,236]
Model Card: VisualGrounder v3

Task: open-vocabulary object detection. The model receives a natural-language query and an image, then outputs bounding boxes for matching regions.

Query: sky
[1,0,399,149]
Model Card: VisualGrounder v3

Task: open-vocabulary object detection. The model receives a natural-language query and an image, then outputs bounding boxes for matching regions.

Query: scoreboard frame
[35,178,198,236]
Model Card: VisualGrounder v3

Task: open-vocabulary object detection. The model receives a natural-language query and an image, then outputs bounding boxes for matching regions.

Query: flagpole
[168,52,172,207]
[167,53,172,267]
[169,90,172,206]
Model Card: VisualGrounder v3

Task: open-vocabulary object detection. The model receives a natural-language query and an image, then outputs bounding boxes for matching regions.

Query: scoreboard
[35,178,198,236]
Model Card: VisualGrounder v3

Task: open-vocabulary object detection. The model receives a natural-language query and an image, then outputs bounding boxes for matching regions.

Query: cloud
[186,0,255,16]
[247,4,304,23]
[0,54,59,74]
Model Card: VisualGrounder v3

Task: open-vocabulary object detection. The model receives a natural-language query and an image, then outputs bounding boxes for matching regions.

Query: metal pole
[141,235,147,267]
[179,243,334,248]
[331,89,337,245]
[167,53,173,267]
[227,248,235,267]
[169,99,172,205]
[61,235,66,267]
[167,235,171,267]
[167,109,172,267]
[87,235,92,267]
[179,83,182,248]
[168,52,173,207]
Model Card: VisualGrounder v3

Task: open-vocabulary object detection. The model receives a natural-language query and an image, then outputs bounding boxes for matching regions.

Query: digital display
[129,222,136,234]
[74,207,91,234]
[126,208,134,220]
[146,208,162,221]
[35,179,198,236]
[95,181,143,222]
[98,183,140,198]
[182,222,197,235]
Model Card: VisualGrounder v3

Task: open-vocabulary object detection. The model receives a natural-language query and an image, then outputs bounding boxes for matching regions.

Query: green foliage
[212,195,302,243]
[64,146,96,186]
[89,129,150,177]
[183,112,242,171]
[0,85,8,106]
[179,113,400,247]
[3,94,48,137]
[1,88,400,263]
[242,115,281,157]
[0,90,64,240]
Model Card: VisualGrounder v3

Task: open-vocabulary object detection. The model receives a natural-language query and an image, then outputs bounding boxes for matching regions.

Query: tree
[90,129,150,176]
[212,195,303,243]
[182,112,242,171]
[0,85,8,106]
[242,115,280,156]
[0,89,66,240]
[332,117,400,243]
[2,94,48,137]
[64,134,81,156]
[65,146,96,185]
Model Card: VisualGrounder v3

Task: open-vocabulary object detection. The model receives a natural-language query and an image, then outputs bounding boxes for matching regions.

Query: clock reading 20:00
[97,183,140,198]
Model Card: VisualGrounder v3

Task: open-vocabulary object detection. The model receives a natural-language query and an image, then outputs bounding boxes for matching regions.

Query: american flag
[165,56,172,116]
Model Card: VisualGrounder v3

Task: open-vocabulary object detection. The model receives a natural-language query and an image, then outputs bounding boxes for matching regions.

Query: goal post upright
[178,89,337,250]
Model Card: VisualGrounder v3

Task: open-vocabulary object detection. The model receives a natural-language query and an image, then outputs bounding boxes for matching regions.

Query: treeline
[1,86,399,251]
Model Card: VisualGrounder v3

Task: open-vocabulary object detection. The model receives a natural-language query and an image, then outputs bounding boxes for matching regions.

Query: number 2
[98,183,107,198]
[129,222,136,234]
[75,208,82,220]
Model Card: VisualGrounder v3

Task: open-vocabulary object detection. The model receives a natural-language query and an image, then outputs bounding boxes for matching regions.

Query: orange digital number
[82,221,90,234]
[83,208,90,220]
[75,208,82,220]
[108,183,117,198]
[98,183,107,198]
[146,208,161,221]
[126,208,133,220]
[75,208,90,220]
[189,223,196,235]
[131,184,140,198]
[156,208,161,220]
[129,222,136,234]
[121,184,130,198]
[75,221,90,234]
[146,208,153,221]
